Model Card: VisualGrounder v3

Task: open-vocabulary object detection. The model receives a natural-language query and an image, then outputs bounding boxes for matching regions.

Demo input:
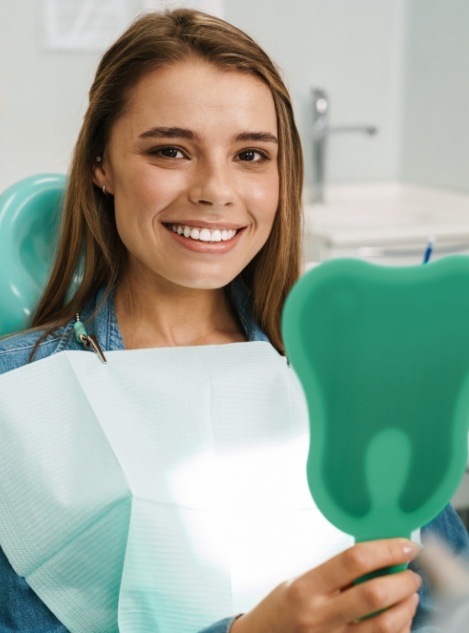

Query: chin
[177,272,239,291]
[184,279,232,291]
[173,265,243,291]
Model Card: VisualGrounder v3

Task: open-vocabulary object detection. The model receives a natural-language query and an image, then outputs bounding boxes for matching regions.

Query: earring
[96,156,102,163]
[102,185,107,194]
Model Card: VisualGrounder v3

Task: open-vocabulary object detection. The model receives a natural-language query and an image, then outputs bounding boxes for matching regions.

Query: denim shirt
[0,285,468,633]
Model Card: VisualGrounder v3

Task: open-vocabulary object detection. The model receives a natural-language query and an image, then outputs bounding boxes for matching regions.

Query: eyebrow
[235,131,278,144]
[139,127,200,141]
[139,126,278,144]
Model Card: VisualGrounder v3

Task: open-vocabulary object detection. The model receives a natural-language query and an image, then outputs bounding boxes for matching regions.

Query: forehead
[118,60,278,134]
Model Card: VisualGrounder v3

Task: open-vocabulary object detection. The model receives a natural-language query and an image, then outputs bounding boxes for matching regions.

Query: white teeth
[199,228,211,242]
[170,224,238,242]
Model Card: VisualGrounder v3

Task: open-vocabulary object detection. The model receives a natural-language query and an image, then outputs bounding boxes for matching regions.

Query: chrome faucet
[312,88,378,203]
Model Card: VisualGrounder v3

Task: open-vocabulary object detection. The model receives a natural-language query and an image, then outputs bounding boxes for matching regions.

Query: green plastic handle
[282,257,469,544]
[0,174,66,336]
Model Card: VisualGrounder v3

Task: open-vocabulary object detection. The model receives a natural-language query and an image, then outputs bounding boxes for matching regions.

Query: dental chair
[0,174,66,336]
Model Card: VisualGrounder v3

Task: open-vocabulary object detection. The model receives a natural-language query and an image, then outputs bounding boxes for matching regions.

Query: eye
[237,149,269,163]
[148,146,186,159]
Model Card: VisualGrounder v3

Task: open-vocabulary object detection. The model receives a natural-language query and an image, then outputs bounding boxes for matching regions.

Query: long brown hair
[31,8,304,353]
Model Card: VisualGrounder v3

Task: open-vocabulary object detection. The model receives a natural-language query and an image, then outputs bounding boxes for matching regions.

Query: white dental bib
[0,342,352,633]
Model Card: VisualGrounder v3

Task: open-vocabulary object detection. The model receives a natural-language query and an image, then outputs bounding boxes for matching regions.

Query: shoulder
[0,287,122,376]
[0,324,78,376]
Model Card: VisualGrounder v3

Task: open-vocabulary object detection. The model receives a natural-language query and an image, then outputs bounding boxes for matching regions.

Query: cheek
[113,163,187,208]
[243,166,279,208]
[141,170,188,202]
[113,206,136,251]
[255,177,280,228]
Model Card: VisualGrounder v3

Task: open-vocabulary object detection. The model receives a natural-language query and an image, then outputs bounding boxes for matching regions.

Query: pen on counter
[422,236,435,264]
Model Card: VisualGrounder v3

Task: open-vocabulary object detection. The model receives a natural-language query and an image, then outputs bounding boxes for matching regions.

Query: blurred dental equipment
[418,538,469,632]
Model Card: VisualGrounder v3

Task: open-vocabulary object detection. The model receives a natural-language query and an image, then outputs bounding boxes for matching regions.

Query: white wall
[0,1,95,190]
[401,0,469,193]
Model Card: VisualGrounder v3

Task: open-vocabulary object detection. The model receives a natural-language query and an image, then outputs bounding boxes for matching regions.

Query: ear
[92,158,112,194]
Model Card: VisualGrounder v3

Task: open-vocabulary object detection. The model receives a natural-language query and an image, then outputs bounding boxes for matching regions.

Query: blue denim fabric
[0,283,467,632]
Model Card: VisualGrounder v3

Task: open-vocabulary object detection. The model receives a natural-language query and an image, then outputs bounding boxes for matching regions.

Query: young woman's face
[94,60,279,292]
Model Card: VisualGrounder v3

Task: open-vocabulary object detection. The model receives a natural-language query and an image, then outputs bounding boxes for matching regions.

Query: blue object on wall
[0,173,66,336]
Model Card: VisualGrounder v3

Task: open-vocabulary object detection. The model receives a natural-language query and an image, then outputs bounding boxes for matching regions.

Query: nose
[188,160,235,208]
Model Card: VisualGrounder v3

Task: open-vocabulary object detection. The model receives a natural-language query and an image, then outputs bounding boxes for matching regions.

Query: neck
[114,273,246,349]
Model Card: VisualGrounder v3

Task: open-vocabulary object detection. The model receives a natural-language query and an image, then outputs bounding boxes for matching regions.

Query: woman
[0,8,467,633]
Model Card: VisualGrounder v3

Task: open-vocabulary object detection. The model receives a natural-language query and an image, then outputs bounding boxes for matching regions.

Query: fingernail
[412,571,422,589]
[412,592,420,606]
[401,540,421,558]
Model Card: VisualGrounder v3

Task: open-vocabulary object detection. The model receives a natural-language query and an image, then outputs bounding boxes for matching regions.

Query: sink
[312,206,434,228]
[303,182,469,265]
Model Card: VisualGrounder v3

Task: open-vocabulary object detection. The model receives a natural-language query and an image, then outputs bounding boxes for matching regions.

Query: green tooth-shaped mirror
[282,257,469,549]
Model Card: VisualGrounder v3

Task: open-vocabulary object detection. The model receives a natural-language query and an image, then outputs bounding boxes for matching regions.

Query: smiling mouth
[167,224,240,243]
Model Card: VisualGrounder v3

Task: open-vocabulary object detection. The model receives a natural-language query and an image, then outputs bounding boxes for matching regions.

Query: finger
[348,570,421,624]
[305,538,421,594]
[351,592,419,633]
[322,568,421,626]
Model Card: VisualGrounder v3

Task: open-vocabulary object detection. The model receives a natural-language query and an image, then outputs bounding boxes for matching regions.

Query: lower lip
[164,226,244,254]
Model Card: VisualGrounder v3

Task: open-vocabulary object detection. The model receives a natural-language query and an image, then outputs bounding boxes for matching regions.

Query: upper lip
[163,220,245,230]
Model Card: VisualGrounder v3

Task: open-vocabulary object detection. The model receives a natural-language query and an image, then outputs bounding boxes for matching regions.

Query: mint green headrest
[282,257,469,542]
[0,174,66,336]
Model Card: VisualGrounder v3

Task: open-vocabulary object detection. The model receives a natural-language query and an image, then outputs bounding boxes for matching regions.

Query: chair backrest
[0,173,66,336]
